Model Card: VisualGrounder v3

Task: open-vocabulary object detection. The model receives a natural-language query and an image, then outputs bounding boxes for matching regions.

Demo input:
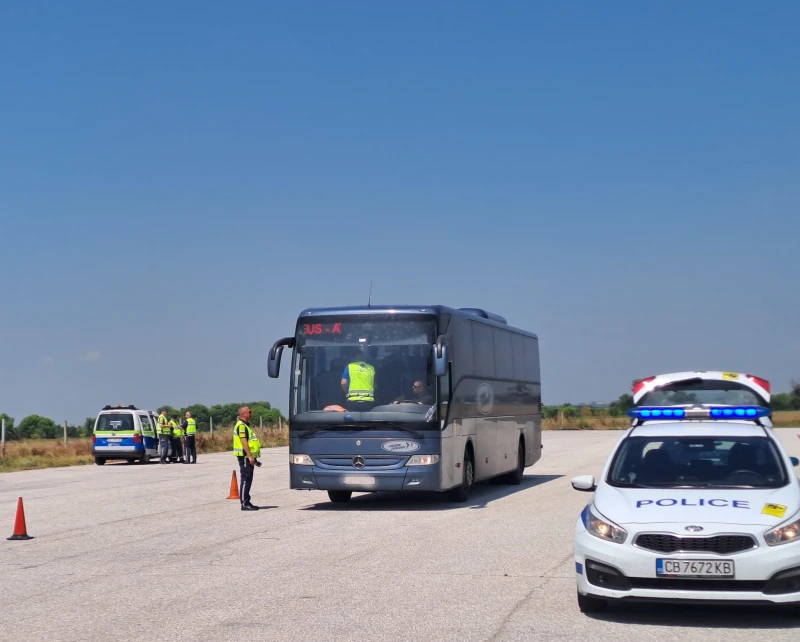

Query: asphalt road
[2,429,799,642]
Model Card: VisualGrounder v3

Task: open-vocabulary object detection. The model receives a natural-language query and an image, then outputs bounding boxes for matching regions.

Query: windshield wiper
[295,423,425,439]
[294,426,362,438]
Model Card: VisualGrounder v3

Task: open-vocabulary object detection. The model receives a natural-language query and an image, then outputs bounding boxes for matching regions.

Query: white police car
[572,371,800,613]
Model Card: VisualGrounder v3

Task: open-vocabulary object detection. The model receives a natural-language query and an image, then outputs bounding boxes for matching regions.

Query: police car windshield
[638,380,765,407]
[608,436,788,489]
[292,316,437,418]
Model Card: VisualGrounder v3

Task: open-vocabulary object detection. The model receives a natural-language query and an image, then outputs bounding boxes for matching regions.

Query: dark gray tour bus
[267,305,542,503]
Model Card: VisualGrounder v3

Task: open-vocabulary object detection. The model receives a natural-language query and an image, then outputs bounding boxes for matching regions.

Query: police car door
[138,413,158,457]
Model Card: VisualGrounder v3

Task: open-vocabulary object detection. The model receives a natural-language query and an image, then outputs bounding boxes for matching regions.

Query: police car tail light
[133,433,141,444]
[582,504,627,544]
[764,517,800,546]
[632,376,656,395]
[746,374,771,394]
[407,454,439,466]
[628,406,770,420]
[291,454,314,466]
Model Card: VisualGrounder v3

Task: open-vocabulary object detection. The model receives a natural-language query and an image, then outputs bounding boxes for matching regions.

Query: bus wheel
[95,458,106,466]
[328,490,352,504]
[447,448,474,502]
[504,440,525,485]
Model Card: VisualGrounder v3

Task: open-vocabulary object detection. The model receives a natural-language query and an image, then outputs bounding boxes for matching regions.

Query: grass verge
[0,426,289,473]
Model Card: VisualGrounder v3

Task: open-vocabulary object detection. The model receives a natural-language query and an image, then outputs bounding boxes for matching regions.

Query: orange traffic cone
[226,470,240,500]
[7,497,33,541]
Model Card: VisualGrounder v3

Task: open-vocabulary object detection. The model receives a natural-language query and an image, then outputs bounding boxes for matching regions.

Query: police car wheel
[94,458,106,466]
[139,454,150,465]
[577,591,607,613]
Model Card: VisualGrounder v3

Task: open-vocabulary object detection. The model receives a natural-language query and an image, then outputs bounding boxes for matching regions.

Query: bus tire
[504,439,525,485]
[328,490,352,504]
[95,458,106,466]
[447,447,474,503]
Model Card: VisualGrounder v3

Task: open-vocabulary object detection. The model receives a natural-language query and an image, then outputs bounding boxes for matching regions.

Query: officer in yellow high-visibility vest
[340,345,376,410]
[183,412,198,464]
[169,415,185,463]
[233,406,261,511]
[157,409,172,464]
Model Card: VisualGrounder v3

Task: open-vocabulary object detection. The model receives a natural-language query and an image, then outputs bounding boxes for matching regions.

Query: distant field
[0,426,288,473]
[543,410,800,430]
[2,414,798,473]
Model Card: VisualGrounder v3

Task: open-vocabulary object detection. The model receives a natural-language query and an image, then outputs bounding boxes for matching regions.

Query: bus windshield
[292,316,438,422]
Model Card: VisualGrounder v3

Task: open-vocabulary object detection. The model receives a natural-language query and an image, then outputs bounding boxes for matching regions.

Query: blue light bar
[627,406,771,421]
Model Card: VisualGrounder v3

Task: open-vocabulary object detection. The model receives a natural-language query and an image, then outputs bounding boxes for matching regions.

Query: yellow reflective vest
[345,362,375,401]
[157,414,171,436]
[232,420,261,458]
[170,419,183,437]
[185,418,197,435]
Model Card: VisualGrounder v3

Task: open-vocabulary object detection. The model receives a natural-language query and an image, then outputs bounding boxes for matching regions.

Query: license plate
[656,559,734,577]
[107,439,122,443]
[342,476,376,485]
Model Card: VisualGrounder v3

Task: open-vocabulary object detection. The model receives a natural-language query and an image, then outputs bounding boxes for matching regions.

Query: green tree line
[0,401,286,441]
[543,381,800,418]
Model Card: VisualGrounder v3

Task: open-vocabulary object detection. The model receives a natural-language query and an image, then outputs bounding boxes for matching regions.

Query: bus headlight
[291,454,314,466]
[407,454,440,466]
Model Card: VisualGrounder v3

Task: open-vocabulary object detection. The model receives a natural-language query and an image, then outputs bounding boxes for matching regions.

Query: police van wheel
[139,454,150,465]
[328,491,352,504]
[577,591,607,614]
[447,449,474,502]
[95,458,106,466]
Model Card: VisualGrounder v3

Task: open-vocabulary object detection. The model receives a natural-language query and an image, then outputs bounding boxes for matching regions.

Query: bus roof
[296,305,538,338]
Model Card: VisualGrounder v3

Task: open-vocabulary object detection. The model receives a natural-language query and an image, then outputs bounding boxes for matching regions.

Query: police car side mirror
[571,475,596,492]
[268,337,295,379]
[432,338,448,377]
[790,457,799,467]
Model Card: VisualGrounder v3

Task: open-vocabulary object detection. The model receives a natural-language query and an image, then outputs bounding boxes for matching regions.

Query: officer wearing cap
[157,409,172,464]
[233,406,261,511]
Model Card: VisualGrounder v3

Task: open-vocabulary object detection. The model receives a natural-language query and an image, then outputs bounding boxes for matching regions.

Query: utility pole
[210,416,213,435]
[64,420,68,446]
[1,417,5,457]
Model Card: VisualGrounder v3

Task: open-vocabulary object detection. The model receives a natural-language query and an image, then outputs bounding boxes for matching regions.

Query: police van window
[607,436,787,489]
[139,414,153,432]
[95,414,135,432]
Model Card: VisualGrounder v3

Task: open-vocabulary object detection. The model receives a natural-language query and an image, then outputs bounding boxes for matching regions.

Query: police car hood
[594,484,800,526]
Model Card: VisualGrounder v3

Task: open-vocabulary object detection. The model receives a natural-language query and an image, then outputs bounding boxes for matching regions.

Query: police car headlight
[291,454,314,466]
[583,504,627,544]
[407,454,440,466]
[764,515,800,546]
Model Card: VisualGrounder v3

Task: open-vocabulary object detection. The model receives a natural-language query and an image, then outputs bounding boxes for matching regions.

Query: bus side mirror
[268,337,295,379]
[432,337,448,377]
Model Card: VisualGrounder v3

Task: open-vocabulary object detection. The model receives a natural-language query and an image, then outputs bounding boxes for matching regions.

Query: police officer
[183,412,197,464]
[233,406,261,511]
[169,414,185,463]
[340,345,376,410]
[157,409,172,464]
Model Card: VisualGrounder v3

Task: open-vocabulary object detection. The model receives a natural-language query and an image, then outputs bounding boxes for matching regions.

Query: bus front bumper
[290,463,441,492]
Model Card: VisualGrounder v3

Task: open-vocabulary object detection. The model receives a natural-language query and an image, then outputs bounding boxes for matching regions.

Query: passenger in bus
[341,345,377,409]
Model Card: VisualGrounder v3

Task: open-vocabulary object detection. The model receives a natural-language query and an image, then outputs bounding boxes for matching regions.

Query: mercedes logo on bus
[352,456,366,469]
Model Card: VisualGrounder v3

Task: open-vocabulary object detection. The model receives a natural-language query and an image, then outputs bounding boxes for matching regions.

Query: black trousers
[237,456,254,505]
[185,435,197,463]
[170,437,184,460]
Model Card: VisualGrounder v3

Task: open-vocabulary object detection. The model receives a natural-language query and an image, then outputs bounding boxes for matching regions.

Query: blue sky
[1,1,798,424]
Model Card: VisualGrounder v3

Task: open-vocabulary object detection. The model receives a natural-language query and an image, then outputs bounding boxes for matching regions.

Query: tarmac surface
[1,429,799,642]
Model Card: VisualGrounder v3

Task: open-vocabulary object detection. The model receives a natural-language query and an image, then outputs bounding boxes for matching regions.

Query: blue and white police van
[92,405,161,465]
[572,371,800,613]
